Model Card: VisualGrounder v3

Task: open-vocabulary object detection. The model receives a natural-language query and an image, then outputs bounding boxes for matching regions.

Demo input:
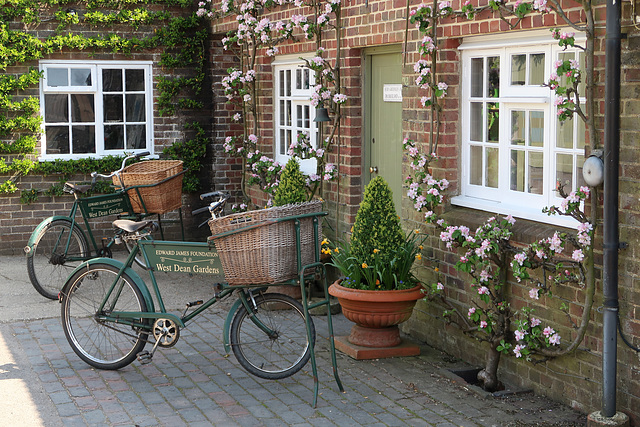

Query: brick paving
[0,255,587,426]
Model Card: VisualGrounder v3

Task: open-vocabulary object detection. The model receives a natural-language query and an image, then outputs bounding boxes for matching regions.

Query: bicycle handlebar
[90,151,151,185]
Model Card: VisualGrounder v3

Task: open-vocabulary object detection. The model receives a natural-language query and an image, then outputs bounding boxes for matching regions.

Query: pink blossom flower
[549,333,561,345]
[480,320,488,329]
[572,249,584,262]
[514,252,527,266]
[515,330,526,341]
[543,326,555,337]
[478,286,489,295]
[513,344,525,358]
[531,317,542,327]
[529,288,540,300]
[436,282,444,290]
[468,307,476,317]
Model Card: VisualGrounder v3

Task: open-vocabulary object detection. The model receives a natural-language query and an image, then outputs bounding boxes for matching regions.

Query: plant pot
[328,281,424,348]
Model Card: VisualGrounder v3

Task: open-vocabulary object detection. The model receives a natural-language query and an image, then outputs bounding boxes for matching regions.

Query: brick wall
[1,6,242,253]
[211,0,640,421]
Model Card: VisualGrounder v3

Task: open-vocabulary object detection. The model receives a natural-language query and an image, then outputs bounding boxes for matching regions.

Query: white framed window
[273,55,319,174]
[39,60,154,159]
[454,30,586,227]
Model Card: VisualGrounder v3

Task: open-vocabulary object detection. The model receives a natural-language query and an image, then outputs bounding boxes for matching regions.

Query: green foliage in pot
[273,158,308,206]
[327,176,423,291]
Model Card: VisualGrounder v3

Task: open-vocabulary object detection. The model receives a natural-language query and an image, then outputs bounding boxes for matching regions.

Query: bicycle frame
[90,239,279,337]
[25,189,134,261]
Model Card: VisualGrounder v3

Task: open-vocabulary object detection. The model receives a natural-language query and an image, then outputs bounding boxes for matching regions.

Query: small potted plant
[327,176,425,354]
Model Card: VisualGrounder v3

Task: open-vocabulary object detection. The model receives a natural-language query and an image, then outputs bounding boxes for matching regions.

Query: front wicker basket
[208,200,322,285]
[114,160,183,214]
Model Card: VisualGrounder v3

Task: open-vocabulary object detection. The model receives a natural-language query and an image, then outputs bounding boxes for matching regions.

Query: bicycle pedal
[186,300,203,308]
[136,351,153,364]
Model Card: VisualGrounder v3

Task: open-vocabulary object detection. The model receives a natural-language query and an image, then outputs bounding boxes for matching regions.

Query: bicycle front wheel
[230,292,315,380]
[27,219,89,300]
[61,263,149,370]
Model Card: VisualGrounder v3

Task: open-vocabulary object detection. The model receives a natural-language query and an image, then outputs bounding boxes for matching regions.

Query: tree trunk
[477,344,503,392]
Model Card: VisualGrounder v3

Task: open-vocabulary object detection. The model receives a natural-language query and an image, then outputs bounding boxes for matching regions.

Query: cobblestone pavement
[0,255,587,426]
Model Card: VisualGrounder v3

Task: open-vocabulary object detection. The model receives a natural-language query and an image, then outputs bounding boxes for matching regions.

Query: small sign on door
[383,84,403,102]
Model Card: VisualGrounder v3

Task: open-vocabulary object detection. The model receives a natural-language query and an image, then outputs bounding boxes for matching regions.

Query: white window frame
[39,60,154,160]
[272,54,319,175]
[453,30,587,228]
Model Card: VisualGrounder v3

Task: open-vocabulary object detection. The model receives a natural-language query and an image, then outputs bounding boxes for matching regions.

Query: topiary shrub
[350,176,405,268]
[273,158,308,206]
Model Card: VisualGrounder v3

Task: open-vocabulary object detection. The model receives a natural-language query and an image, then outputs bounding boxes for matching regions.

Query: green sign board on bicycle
[140,240,225,282]
[79,193,130,219]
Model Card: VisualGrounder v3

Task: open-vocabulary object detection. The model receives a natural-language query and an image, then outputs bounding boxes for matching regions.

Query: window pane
[296,69,302,90]
[302,69,310,90]
[297,105,303,128]
[486,147,499,188]
[279,101,285,126]
[104,94,123,122]
[105,125,124,150]
[577,117,586,149]
[126,94,145,122]
[286,70,291,96]
[556,153,573,190]
[286,100,291,126]
[126,125,146,149]
[577,51,586,95]
[556,118,573,149]
[470,102,483,141]
[44,94,68,122]
[47,68,68,87]
[46,126,69,154]
[279,70,285,97]
[529,53,545,85]
[304,105,310,129]
[510,149,525,192]
[471,58,483,98]
[470,145,482,185]
[125,69,145,91]
[71,68,92,86]
[558,52,572,87]
[487,102,499,143]
[528,152,543,194]
[102,69,123,92]
[510,110,525,146]
[71,125,95,154]
[529,111,544,147]
[71,94,94,123]
[279,129,286,155]
[511,54,526,86]
[487,57,500,98]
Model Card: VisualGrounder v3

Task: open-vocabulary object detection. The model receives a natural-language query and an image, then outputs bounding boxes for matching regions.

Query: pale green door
[366,50,403,213]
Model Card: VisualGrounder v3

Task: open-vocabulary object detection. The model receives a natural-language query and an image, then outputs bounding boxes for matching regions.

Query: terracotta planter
[328,281,424,348]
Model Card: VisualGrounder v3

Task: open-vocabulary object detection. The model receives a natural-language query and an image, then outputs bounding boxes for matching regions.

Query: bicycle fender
[24,216,87,256]
[60,258,155,313]
[223,298,244,354]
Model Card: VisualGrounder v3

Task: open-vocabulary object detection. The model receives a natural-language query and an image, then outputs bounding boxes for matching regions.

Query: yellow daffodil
[419,245,423,250]
[321,238,329,245]
[373,248,380,254]
[334,248,339,253]
[415,254,422,260]
[362,263,368,269]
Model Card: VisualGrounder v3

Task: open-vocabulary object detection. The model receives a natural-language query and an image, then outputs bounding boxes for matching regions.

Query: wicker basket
[114,160,183,214]
[208,200,323,285]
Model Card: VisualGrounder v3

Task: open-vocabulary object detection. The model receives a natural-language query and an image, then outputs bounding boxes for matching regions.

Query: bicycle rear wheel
[230,292,315,380]
[61,263,149,370]
[27,219,89,300]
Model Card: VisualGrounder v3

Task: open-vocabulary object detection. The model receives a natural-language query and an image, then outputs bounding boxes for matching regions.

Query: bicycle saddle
[113,219,156,233]
[64,182,92,194]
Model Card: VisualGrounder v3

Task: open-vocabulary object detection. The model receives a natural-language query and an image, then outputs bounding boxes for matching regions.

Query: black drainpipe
[602,0,621,417]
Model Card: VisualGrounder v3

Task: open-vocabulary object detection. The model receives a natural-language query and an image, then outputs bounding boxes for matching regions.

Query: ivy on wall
[0,0,210,199]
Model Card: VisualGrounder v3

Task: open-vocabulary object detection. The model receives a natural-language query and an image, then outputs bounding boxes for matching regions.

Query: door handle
[369,166,378,174]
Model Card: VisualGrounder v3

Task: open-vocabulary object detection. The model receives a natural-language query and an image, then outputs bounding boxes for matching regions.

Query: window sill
[450,194,579,230]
